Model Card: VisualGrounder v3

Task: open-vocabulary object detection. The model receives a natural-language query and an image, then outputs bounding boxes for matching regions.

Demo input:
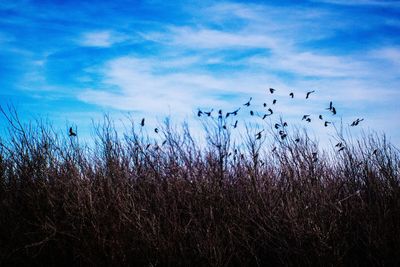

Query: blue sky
[0,0,399,145]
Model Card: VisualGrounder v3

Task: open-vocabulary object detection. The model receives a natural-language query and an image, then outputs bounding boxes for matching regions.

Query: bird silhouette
[69,127,76,137]
[154,128,159,133]
[289,92,294,98]
[295,138,300,142]
[319,115,323,120]
[197,110,203,117]
[326,101,333,111]
[306,118,311,123]
[255,130,264,140]
[283,122,288,127]
[244,97,252,106]
[268,108,273,115]
[204,109,213,116]
[226,108,240,118]
[335,142,343,147]
[272,99,277,105]
[263,103,267,107]
[306,90,315,99]
[302,115,310,120]
[372,149,378,155]
[232,120,238,128]
[269,88,276,94]
[250,110,254,116]
[274,123,280,129]
[279,130,285,135]
[324,121,331,127]
[141,118,145,126]
[218,109,223,119]
[231,108,240,116]
[338,146,345,152]
[350,118,364,126]
[332,107,337,115]
[280,133,287,140]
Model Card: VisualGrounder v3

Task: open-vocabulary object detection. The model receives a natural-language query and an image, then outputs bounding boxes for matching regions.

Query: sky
[0,0,399,146]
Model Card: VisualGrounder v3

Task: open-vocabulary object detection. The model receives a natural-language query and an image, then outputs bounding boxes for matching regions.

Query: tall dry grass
[0,108,399,266]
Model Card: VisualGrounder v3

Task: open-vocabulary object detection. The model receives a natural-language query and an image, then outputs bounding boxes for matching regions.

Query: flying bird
[319,115,323,120]
[204,110,213,116]
[326,101,333,111]
[332,107,337,115]
[274,123,280,129]
[255,130,264,140]
[324,121,331,127]
[306,118,311,123]
[350,118,364,126]
[269,88,276,94]
[250,110,254,116]
[263,103,267,107]
[338,147,345,152]
[141,118,145,127]
[295,138,300,142]
[335,142,343,147]
[268,108,273,115]
[244,97,252,106]
[233,108,241,115]
[283,122,288,127]
[69,127,76,137]
[302,115,310,120]
[289,92,294,98]
[154,128,159,133]
[197,110,203,117]
[232,120,238,128]
[272,99,277,105]
[230,108,240,116]
[306,90,315,99]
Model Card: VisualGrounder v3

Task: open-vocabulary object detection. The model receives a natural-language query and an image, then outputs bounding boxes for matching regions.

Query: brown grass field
[0,108,399,266]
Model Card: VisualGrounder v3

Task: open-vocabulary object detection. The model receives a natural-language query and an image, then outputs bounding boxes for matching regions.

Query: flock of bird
[195,87,365,152]
[68,87,366,153]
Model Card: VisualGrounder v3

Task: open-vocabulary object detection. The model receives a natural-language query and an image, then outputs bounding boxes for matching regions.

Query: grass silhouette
[0,106,399,266]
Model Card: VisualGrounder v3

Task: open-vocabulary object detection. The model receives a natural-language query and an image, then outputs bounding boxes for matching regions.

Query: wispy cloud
[79,31,126,47]
[312,0,400,8]
[1,0,399,144]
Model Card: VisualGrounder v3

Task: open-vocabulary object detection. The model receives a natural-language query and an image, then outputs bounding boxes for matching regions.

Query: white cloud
[249,52,369,78]
[144,26,282,50]
[74,2,400,145]
[370,47,400,67]
[312,0,400,8]
[79,31,126,47]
